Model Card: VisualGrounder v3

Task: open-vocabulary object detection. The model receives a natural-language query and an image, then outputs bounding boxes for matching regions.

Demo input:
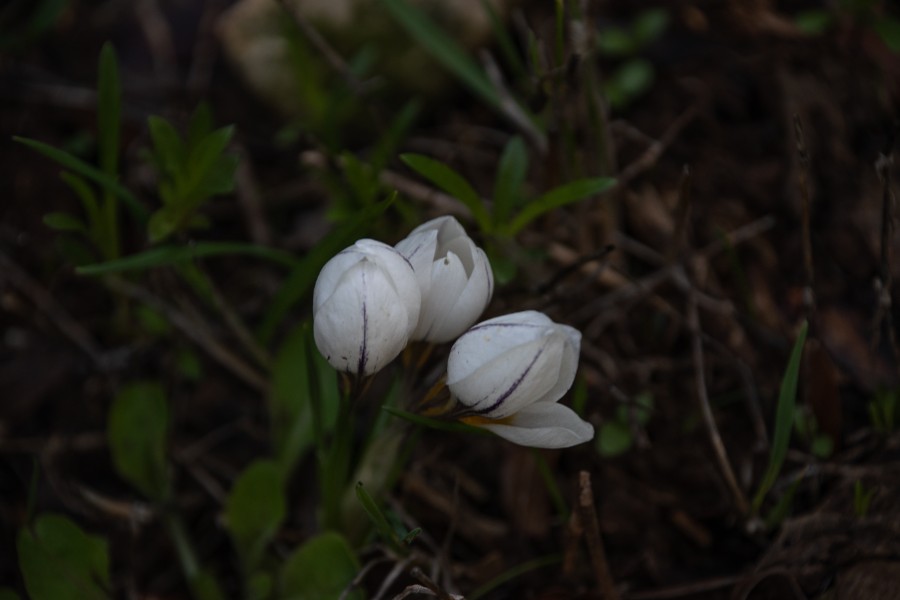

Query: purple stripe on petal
[358,268,368,375]
[473,345,544,416]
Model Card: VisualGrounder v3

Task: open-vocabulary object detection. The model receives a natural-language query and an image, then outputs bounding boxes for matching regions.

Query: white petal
[447,311,553,383]
[361,240,422,336]
[414,251,469,341]
[449,335,562,417]
[394,229,437,300]
[429,247,493,342]
[477,402,594,448]
[313,260,411,375]
[527,326,581,406]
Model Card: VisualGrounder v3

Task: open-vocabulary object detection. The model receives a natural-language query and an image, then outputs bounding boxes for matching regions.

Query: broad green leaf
[875,17,900,53]
[493,136,528,224]
[632,8,669,45]
[614,59,655,97]
[147,116,187,185]
[225,460,285,571]
[400,153,491,231]
[795,9,833,35]
[280,532,361,600]
[147,206,182,244]
[596,28,635,56]
[378,0,500,108]
[18,513,110,600]
[185,125,236,201]
[0,588,21,600]
[597,421,633,457]
[187,104,214,149]
[752,320,809,512]
[108,382,169,501]
[43,212,86,233]
[270,324,340,477]
[257,197,394,344]
[97,42,120,177]
[507,177,615,234]
[270,324,315,476]
[76,242,297,275]
[14,136,148,222]
[190,570,226,600]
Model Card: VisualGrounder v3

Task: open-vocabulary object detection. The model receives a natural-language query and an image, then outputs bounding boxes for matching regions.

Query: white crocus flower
[395,216,494,343]
[313,239,421,376]
[447,311,593,449]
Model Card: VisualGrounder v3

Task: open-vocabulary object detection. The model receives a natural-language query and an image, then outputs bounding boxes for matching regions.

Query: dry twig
[577,471,620,600]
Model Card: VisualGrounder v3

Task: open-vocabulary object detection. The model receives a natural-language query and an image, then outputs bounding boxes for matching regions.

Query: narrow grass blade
[382,406,486,435]
[14,136,149,223]
[468,554,562,600]
[354,481,405,555]
[507,177,615,235]
[752,320,809,513]
[378,0,500,108]
[76,242,297,275]
[493,136,528,224]
[400,153,491,231]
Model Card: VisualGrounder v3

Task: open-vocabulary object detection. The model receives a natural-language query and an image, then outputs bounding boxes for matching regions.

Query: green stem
[164,512,199,584]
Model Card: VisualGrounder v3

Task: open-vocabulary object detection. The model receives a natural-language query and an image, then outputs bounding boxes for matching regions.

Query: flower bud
[395,216,493,343]
[313,239,421,376]
[447,311,593,448]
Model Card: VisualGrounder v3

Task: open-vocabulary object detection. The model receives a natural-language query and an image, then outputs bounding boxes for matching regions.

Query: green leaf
[60,172,101,234]
[270,324,339,477]
[280,532,361,600]
[493,136,528,224]
[14,136,148,223]
[187,104,215,149]
[18,514,110,600]
[354,481,405,554]
[225,460,285,571]
[610,59,655,99]
[382,405,487,435]
[597,421,633,457]
[752,320,809,513]
[795,9,833,35]
[632,9,669,45]
[44,212,87,233]
[97,42,120,177]
[257,197,394,344]
[0,588,22,600]
[185,125,236,199]
[875,17,900,53]
[378,0,500,109]
[76,242,297,275]
[507,177,615,234]
[596,28,635,56]
[108,382,170,501]
[400,153,491,231]
[147,116,187,184]
[0,0,68,50]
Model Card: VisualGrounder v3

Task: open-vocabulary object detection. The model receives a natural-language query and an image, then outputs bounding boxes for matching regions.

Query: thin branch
[107,277,269,393]
[793,115,816,317]
[684,282,750,515]
[577,471,620,600]
[874,128,899,365]
[0,251,107,367]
